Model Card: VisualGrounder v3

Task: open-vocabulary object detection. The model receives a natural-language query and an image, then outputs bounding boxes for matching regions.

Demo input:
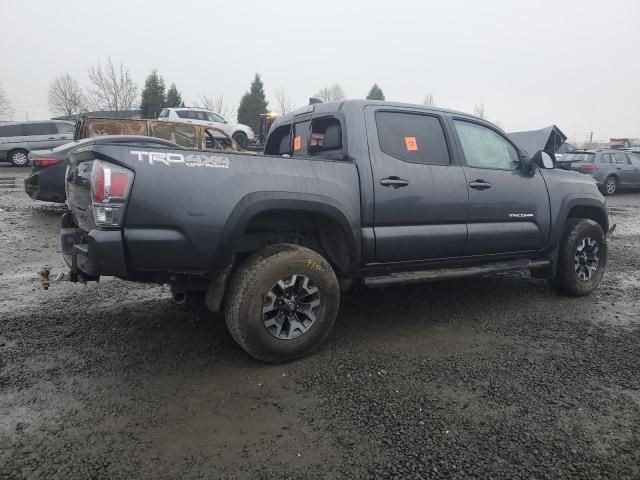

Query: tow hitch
[37,266,73,290]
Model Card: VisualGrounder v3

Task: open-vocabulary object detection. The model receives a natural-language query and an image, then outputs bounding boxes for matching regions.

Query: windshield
[561,153,595,163]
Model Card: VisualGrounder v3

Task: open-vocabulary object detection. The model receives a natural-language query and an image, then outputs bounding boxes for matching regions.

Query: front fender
[546,193,609,251]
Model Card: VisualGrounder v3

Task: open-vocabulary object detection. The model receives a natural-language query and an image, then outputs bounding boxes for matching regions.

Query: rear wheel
[9,149,28,166]
[549,218,607,296]
[602,176,617,195]
[232,131,248,149]
[224,244,340,363]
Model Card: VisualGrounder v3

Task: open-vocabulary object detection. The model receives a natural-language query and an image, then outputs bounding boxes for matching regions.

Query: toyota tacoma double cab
[61,100,610,363]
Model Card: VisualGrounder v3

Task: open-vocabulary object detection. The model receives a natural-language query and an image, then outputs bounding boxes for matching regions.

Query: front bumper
[61,212,128,280]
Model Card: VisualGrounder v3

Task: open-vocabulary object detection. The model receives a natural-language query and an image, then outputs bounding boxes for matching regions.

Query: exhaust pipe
[171,290,187,305]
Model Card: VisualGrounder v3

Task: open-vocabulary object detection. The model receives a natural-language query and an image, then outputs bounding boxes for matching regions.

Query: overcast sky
[1,0,639,142]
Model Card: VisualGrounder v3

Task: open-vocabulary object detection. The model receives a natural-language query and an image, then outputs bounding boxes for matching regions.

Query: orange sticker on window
[404,136,418,151]
[293,135,302,151]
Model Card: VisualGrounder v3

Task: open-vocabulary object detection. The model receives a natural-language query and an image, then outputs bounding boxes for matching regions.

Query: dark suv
[558,149,640,195]
[0,120,76,166]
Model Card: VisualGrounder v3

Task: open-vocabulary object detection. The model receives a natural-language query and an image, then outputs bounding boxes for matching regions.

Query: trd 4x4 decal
[129,150,229,168]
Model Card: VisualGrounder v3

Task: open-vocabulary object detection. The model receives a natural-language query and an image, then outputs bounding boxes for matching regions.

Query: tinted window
[376,111,449,165]
[0,124,25,137]
[25,122,57,135]
[56,122,75,134]
[292,121,310,156]
[176,110,191,119]
[264,124,291,155]
[191,111,207,121]
[454,120,519,170]
[613,152,629,165]
[600,153,612,164]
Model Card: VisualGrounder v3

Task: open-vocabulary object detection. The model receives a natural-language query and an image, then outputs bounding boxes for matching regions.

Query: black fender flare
[546,194,609,251]
[210,191,361,273]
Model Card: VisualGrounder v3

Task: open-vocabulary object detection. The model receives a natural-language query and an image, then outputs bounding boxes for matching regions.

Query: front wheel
[224,245,340,363]
[232,131,248,149]
[549,219,607,296]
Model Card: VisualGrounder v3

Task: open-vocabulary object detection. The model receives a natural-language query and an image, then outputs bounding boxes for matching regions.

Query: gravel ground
[1,165,639,479]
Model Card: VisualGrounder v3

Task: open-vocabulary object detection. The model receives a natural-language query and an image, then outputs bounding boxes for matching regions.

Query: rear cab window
[265,115,344,159]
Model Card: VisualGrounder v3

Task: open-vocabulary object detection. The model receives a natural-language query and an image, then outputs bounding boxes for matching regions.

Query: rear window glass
[56,122,75,134]
[562,153,594,163]
[25,122,57,135]
[0,124,25,137]
[376,111,450,165]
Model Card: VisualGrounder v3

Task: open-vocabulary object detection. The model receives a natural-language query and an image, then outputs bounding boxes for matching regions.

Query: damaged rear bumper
[61,212,128,281]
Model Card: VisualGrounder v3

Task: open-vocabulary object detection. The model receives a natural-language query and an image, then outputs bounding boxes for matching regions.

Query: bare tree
[88,58,138,111]
[314,84,346,102]
[273,88,295,114]
[473,103,487,119]
[423,94,435,107]
[0,82,13,120]
[48,73,86,117]
[196,95,235,120]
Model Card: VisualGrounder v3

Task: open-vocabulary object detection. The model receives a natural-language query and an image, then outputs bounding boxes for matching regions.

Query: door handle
[48,137,55,140]
[469,180,492,190]
[380,176,409,188]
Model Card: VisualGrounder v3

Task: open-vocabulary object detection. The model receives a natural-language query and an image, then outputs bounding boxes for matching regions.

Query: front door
[366,107,469,262]
[450,119,551,255]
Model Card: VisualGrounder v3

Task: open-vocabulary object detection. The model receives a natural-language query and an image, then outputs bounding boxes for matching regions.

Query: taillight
[579,163,597,172]
[32,157,62,167]
[90,160,133,227]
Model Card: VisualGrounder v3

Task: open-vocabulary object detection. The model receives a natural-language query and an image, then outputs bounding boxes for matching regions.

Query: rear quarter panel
[88,145,361,273]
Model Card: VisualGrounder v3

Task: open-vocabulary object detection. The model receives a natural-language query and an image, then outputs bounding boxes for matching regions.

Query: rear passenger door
[628,154,640,185]
[612,152,634,186]
[450,119,551,255]
[366,107,469,262]
[25,122,62,150]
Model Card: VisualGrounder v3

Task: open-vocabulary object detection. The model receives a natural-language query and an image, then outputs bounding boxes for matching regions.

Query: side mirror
[530,150,555,171]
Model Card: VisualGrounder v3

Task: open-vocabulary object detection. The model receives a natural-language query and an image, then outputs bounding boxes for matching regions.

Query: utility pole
[589,131,593,145]
[25,111,29,121]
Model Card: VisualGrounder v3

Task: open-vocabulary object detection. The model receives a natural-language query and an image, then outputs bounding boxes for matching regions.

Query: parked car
[24,136,180,203]
[557,150,640,195]
[24,118,240,204]
[158,107,254,148]
[0,120,75,166]
[61,100,609,363]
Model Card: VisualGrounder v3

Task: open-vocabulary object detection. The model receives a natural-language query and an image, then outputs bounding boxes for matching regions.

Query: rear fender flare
[211,191,361,272]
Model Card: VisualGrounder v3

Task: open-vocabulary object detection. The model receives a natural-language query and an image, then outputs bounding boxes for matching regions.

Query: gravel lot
[1,164,639,479]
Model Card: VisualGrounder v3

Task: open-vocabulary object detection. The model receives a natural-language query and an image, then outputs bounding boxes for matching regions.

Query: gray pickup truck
[61,100,609,362]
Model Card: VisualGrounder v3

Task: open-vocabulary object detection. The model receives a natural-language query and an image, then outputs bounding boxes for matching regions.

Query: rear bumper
[61,212,128,280]
[24,169,66,203]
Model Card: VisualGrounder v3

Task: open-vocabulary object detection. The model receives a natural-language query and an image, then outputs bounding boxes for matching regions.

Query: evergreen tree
[139,69,166,118]
[237,73,268,132]
[366,83,385,101]
[165,83,184,108]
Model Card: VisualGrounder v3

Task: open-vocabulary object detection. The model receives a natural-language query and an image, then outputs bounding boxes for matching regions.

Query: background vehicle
[75,116,240,151]
[158,107,254,148]
[61,100,609,363]
[24,136,180,203]
[557,149,640,195]
[0,120,75,166]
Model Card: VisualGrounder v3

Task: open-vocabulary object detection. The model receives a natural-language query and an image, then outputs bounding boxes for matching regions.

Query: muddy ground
[0,164,639,479]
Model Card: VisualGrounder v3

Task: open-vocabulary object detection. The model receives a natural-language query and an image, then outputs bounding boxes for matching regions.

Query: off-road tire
[549,218,607,296]
[9,149,29,167]
[224,244,340,363]
[232,132,248,149]
[601,175,617,196]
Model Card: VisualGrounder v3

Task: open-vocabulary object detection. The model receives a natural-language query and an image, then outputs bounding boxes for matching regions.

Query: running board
[364,259,550,287]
